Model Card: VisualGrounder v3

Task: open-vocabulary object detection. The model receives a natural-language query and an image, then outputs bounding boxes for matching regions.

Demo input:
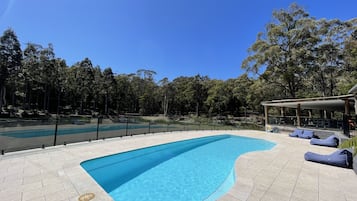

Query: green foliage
[0,4,356,117]
[242,3,356,101]
[0,29,22,108]
[339,136,357,156]
[243,4,313,98]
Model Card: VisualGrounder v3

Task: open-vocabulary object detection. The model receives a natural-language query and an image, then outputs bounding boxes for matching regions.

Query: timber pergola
[261,84,357,137]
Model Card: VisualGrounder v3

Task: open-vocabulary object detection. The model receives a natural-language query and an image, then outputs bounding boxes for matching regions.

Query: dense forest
[0,4,356,117]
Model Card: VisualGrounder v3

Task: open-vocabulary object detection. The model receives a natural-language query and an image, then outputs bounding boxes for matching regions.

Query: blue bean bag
[310,135,339,147]
[300,130,314,139]
[304,149,353,168]
[289,129,304,137]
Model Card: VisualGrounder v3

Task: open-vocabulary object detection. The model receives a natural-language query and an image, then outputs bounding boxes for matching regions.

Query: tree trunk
[80,98,83,114]
[0,86,4,109]
[47,90,50,112]
[105,92,108,115]
[196,102,199,116]
[116,100,120,115]
[163,94,168,116]
[43,85,47,111]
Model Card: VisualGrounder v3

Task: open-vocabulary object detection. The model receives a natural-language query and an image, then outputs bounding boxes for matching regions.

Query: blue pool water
[81,135,275,201]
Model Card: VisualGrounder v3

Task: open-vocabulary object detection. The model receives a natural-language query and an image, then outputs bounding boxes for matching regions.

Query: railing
[0,116,238,154]
[268,116,347,128]
[268,115,357,137]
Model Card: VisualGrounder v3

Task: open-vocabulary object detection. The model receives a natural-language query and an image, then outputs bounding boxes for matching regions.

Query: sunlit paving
[0,0,356,201]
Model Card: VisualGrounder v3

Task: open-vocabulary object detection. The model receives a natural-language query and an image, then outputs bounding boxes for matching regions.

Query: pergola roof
[261,94,355,112]
[348,84,357,94]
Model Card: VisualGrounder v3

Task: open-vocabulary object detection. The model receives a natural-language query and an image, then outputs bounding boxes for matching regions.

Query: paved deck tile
[0,130,356,201]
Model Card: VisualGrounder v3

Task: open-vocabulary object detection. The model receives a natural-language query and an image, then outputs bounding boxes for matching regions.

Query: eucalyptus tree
[205,79,229,116]
[228,74,253,115]
[242,4,318,98]
[53,58,67,113]
[170,76,194,115]
[0,29,22,108]
[344,23,357,72]
[21,43,41,108]
[337,23,357,94]
[169,75,209,115]
[102,67,116,115]
[306,19,353,96]
[135,69,159,115]
[39,44,56,111]
[159,77,171,116]
[92,66,103,113]
[115,74,135,113]
[191,75,208,116]
[246,78,283,112]
[67,58,95,114]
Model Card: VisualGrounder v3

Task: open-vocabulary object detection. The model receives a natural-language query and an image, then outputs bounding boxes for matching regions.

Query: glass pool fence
[0,116,239,154]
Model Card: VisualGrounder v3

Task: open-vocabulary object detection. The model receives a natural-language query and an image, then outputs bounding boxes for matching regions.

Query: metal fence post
[53,115,59,146]
[148,121,151,134]
[96,116,100,140]
[125,116,129,136]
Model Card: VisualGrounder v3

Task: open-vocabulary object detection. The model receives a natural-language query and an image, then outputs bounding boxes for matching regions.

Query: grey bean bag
[289,129,304,137]
[304,149,353,168]
[310,135,339,147]
[300,130,314,139]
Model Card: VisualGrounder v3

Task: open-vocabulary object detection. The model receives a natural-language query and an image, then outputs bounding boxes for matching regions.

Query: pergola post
[280,107,284,117]
[344,99,351,137]
[296,104,301,127]
[354,96,357,115]
[345,99,350,115]
[264,105,269,129]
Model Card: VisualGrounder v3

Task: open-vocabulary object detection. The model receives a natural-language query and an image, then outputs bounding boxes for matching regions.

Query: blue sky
[0,0,356,81]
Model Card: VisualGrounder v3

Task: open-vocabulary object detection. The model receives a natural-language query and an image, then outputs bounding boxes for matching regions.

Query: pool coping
[0,130,356,201]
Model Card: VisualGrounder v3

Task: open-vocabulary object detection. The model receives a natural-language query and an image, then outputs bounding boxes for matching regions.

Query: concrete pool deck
[0,130,356,201]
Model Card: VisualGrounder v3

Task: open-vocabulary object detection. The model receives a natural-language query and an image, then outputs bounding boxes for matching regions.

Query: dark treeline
[0,4,356,117]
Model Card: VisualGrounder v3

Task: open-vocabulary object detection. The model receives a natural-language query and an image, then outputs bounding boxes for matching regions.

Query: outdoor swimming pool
[81,134,276,201]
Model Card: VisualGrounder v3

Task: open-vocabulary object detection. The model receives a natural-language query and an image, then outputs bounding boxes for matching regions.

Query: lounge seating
[304,149,353,168]
[300,130,314,139]
[289,129,304,137]
[289,129,314,139]
[310,135,339,147]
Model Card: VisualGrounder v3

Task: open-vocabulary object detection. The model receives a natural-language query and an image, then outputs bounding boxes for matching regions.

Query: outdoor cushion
[289,129,304,137]
[300,130,314,139]
[304,149,353,168]
[310,135,339,147]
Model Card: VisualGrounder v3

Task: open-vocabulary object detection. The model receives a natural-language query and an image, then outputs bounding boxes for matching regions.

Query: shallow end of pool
[204,168,235,201]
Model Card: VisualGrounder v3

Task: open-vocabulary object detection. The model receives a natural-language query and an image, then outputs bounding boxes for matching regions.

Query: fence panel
[0,118,55,153]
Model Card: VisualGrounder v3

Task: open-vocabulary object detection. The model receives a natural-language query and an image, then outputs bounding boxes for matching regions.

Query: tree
[92,66,103,113]
[246,78,283,112]
[306,19,351,96]
[21,43,42,109]
[39,44,56,111]
[115,74,135,113]
[0,29,22,108]
[159,77,170,116]
[230,74,253,115]
[170,76,193,115]
[205,80,229,116]
[242,4,318,98]
[53,58,67,114]
[67,58,95,114]
[344,26,357,72]
[102,67,116,115]
[192,75,208,116]
[135,69,159,115]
